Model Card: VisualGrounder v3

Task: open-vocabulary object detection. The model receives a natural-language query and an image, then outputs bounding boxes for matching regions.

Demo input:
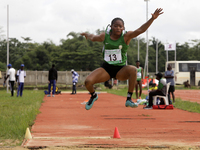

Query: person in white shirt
[4,64,16,96]
[16,64,26,97]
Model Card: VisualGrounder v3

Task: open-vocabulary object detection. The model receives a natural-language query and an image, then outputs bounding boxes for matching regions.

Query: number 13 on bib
[104,49,122,65]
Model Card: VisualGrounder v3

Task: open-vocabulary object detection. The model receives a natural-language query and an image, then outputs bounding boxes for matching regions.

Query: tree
[0,29,199,72]
[21,37,32,43]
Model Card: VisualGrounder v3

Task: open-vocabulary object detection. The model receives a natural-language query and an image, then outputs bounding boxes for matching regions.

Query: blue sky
[0,0,199,45]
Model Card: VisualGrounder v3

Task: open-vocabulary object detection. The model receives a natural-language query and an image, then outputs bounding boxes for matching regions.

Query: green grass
[175,84,200,90]
[173,98,200,113]
[0,90,44,145]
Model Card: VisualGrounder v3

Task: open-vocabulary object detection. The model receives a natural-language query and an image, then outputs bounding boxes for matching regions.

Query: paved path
[23,92,200,148]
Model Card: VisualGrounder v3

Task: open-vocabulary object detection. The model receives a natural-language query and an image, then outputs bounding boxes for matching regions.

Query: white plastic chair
[153,82,171,105]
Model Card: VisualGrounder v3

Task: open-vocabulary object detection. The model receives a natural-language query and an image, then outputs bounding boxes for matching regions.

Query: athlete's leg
[47,81,52,97]
[85,67,110,110]
[20,83,24,96]
[48,81,51,94]
[116,65,138,108]
[52,80,56,95]
[139,80,142,98]
[171,92,175,102]
[116,65,137,93]
[17,83,20,97]
[74,83,77,94]
[172,86,175,103]
[10,81,14,96]
[85,68,110,93]
[135,82,138,99]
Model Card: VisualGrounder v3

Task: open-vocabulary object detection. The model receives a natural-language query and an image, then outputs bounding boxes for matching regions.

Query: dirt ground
[1,90,200,150]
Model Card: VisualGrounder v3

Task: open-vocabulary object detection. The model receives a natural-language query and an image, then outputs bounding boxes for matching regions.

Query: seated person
[144,72,166,109]
[148,83,161,104]
[146,83,158,101]
[149,78,154,86]
[183,80,191,88]
[148,83,157,92]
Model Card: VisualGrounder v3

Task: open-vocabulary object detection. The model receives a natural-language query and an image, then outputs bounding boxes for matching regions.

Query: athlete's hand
[80,33,88,39]
[151,8,163,19]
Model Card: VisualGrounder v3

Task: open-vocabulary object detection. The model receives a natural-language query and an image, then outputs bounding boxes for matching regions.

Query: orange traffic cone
[113,127,121,138]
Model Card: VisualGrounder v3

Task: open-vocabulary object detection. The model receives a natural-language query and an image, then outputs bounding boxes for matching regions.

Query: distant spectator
[47,64,57,97]
[135,60,143,99]
[113,79,118,86]
[183,80,191,88]
[164,64,175,103]
[16,64,26,97]
[144,72,166,109]
[4,64,16,96]
[71,69,79,94]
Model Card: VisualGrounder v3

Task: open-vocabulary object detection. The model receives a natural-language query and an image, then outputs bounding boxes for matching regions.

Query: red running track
[23,92,200,148]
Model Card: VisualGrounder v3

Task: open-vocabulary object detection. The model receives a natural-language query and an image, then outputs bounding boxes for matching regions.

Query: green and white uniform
[158,78,166,95]
[136,67,142,81]
[102,26,129,66]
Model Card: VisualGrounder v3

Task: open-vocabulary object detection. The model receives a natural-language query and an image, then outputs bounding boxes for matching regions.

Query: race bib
[137,72,141,77]
[104,49,122,64]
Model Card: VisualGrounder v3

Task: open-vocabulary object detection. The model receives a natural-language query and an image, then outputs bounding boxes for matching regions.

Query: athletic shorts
[101,62,125,78]
[168,85,175,93]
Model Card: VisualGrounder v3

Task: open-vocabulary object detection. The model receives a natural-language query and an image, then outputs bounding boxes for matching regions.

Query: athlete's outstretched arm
[81,32,105,42]
[125,8,163,45]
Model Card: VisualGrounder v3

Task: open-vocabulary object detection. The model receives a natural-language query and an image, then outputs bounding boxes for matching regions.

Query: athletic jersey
[72,71,79,83]
[7,68,16,81]
[102,26,129,66]
[17,69,26,83]
[158,78,167,95]
[136,67,142,81]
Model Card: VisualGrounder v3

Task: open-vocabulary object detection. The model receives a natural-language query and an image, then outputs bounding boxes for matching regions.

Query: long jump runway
[24,92,200,148]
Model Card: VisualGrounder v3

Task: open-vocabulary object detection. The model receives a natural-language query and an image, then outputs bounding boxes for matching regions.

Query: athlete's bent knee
[85,78,93,87]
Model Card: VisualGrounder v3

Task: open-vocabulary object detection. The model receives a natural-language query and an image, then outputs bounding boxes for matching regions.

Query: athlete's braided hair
[111,17,124,26]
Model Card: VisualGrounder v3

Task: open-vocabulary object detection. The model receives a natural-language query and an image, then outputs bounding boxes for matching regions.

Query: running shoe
[85,94,98,110]
[47,94,51,97]
[125,99,138,108]
[52,95,55,97]
[143,105,153,109]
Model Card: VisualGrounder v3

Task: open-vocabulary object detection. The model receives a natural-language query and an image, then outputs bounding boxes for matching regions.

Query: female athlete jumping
[81,8,163,110]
